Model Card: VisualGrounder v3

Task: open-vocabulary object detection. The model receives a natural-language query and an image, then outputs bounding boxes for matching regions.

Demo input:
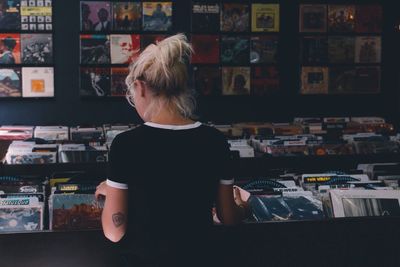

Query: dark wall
[0,0,399,125]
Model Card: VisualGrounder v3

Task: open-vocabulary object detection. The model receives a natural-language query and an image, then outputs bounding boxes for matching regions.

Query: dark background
[0,0,399,125]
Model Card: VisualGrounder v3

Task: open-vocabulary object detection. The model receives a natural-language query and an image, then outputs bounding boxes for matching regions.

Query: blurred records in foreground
[251,66,279,95]
[80,67,110,97]
[191,2,220,33]
[193,66,221,96]
[0,68,22,97]
[221,3,249,32]
[299,4,326,33]
[222,67,250,95]
[142,1,172,32]
[251,4,279,32]
[300,67,328,94]
[113,2,141,31]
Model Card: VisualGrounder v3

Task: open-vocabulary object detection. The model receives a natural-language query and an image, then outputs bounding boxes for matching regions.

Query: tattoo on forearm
[112,212,126,227]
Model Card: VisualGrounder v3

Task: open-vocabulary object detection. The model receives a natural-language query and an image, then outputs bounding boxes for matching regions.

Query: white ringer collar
[144,121,202,130]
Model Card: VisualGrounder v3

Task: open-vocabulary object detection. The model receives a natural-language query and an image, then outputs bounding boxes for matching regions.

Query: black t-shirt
[107,122,232,265]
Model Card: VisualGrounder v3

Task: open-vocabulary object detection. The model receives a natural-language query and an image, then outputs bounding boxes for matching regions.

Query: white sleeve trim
[220,179,234,185]
[106,179,128,190]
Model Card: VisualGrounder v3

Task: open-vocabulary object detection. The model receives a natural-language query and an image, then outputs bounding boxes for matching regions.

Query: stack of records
[103,124,135,147]
[5,141,58,164]
[33,126,69,141]
[70,126,104,143]
[58,144,108,163]
[0,126,34,140]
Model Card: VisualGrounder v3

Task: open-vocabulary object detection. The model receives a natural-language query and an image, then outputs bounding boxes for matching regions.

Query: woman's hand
[233,186,251,219]
[95,181,107,200]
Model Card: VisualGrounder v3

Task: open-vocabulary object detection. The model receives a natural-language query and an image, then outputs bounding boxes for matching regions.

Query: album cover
[221,36,249,65]
[22,67,53,97]
[0,0,21,30]
[328,5,355,32]
[80,34,110,64]
[0,68,21,97]
[355,36,381,63]
[0,33,20,64]
[300,37,328,64]
[221,3,249,32]
[191,2,220,33]
[251,4,279,32]
[222,67,250,95]
[251,66,279,95]
[80,1,111,31]
[329,67,356,94]
[111,67,128,97]
[300,67,328,94]
[299,5,327,33]
[191,35,219,64]
[113,2,141,31]
[20,0,52,31]
[140,34,166,50]
[69,126,104,142]
[34,126,69,141]
[58,144,108,163]
[9,152,56,164]
[328,37,355,63]
[21,33,52,64]
[142,2,172,32]
[355,5,382,33]
[0,198,42,232]
[250,36,278,64]
[80,67,110,97]
[354,67,380,93]
[110,34,140,64]
[193,66,221,96]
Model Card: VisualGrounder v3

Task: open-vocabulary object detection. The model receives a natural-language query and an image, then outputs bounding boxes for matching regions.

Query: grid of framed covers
[79,1,173,97]
[299,4,382,95]
[192,1,280,96]
[0,0,54,98]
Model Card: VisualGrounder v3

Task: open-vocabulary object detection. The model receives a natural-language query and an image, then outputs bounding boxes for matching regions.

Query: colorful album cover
[251,66,279,95]
[300,67,329,94]
[20,0,52,31]
[142,2,172,32]
[329,67,356,94]
[251,4,279,32]
[328,37,355,63]
[299,5,327,33]
[355,36,381,63]
[22,67,53,97]
[222,67,250,95]
[80,1,111,31]
[300,36,328,64]
[191,2,220,33]
[354,67,380,94]
[0,33,20,64]
[80,34,110,64]
[250,36,278,64]
[21,33,52,64]
[140,34,166,50]
[221,36,249,65]
[0,206,42,232]
[110,34,140,64]
[221,3,249,32]
[80,67,110,97]
[328,5,355,32]
[113,2,141,31]
[111,67,128,97]
[193,66,221,96]
[355,5,382,33]
[0,67,21,97]
[0,0,21,30]
[51,194,103,230]
[191,35,219,64]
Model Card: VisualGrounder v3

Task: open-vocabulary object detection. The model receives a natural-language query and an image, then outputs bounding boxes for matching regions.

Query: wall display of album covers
[221,35,249,65]
[21,33,52,64]
[0,0,21,30]
[110,34,140,64]
[22,67,54,97]
[81,1,112,31]
[80,34,110,64]
[355,5,382,33]
[299,5,327,33]
[111,67,128,97]
[0,67,22,97]
[221,3,249,32]
[80,67,110,97]
[328,5,355,33]
[21,0,52,31]
[113,2,141,31]
[0,33,21,64]
[191,35,219,64]
[300,36,328,64]
[142,2,172,32]
[251,4,279,32]
[300,67,329,94]
[222,67,250,95]
[251,66,279,95]
[250,35,278,64]
[193,66,221,96]
[191,2,220,33]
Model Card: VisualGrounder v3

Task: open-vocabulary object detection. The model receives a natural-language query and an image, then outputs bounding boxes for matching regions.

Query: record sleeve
[300,67,328,94]
[355,5,382,33]
[191,2,220,33]
[328,5,355,32]
[221,35,249,65]
[193,66,221,96]
[222,67,250,95]
[80,67,110,97]
[80,1,111,31]
[329,67,356,94]
[80,34,110,64]
[0,68,21,97]
[328,36,355,63]
[0,0,21,30]
[221,3,249,32]
[140,34,166,50]
[110,34,140,64]
[0,33,20,64]
[251,4,279,32]
[191,35,219,64]
[354,67,380,93]
[300,36,328,64]
[250,36,278,64]
[111,67,128,97]
[22,67,53,97]
[113,2,141,31]
[299,5,327,33]
[20,0,52,31]
[142,2,172,32]
[21,33,52,64]
[251,66,279,95]
[355,36,381,63]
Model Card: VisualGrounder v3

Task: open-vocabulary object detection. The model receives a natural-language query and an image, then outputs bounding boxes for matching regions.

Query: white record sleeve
[22,67,54,97]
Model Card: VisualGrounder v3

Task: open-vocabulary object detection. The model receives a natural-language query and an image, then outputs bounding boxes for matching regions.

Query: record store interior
[1,0,400,266]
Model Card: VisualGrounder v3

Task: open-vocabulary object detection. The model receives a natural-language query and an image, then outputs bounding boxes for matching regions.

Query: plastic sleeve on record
[106,179,128,190]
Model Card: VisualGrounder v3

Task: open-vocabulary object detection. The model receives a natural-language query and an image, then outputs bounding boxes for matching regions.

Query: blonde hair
[125,33,196,119]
